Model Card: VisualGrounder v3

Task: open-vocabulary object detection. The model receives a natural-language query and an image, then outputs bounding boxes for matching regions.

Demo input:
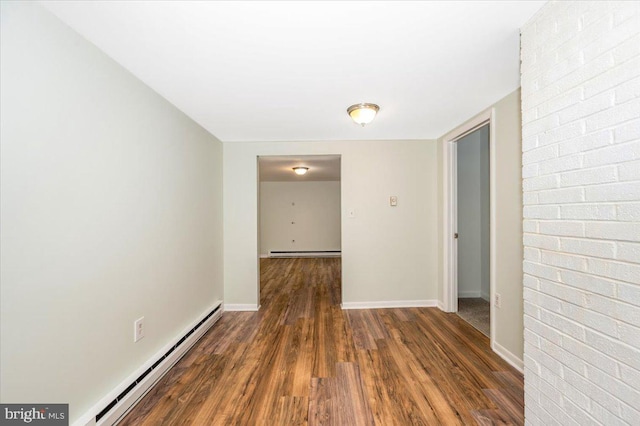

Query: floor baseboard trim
[269,251,341,258]
[224,303,260,311]
[458,291,482,298]
[492,340,524,373]
[341,300,438,310]
[74,301,223,426]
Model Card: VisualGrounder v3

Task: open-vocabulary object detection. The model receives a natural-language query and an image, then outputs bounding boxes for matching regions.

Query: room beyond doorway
[456,124,490,336]
[257,155,342,305]
[258,155,342,258]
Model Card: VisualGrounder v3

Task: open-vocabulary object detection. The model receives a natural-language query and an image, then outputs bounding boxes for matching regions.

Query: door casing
[441,109,496,346]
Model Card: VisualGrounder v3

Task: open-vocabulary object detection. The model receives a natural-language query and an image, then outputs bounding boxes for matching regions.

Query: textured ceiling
[41,1,545,142]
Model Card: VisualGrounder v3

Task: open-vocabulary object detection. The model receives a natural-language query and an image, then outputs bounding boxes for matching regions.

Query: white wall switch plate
[390,196,398,206]
[134,317,145,342]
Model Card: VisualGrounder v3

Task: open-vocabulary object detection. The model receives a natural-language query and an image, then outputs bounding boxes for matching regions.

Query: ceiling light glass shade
[293,167,309,175]
[347,103,380,126]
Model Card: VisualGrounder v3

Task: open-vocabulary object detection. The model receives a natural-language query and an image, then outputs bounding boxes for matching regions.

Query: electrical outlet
[495,293,502,309]
[134,317,145,342]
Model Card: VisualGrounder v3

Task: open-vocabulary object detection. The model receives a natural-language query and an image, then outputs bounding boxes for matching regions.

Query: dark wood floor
[120,258,523,425]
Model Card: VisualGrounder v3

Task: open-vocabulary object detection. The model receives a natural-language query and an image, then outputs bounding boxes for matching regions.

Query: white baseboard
[74,301,223,426]
[341,300,438,310]
[259,254,268,258]
[481,291,490,302]
[437,300,445,310]
[458,291,482,298]
[492,340,524,374]
[268,251,341,258]
[224,303,260,311]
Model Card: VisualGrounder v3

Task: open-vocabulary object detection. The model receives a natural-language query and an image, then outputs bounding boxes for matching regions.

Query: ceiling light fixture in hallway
[347,103,379,126]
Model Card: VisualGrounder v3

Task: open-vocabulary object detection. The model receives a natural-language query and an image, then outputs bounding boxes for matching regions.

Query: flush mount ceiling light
[293,167,309,175]
[347,103,380,126]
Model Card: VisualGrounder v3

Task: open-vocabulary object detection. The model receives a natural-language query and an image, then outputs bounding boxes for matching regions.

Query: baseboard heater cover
[269,250,341,258]
[91,302,222,426]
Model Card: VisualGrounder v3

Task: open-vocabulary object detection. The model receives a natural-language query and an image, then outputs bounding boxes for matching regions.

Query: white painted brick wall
[521,1,640,425]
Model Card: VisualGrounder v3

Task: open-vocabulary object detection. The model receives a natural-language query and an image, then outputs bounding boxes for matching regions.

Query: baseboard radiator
[269,250,341,258]
[88,302,223,426]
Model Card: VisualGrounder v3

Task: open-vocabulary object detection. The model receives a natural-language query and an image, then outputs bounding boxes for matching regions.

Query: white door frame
[441,109,496,342]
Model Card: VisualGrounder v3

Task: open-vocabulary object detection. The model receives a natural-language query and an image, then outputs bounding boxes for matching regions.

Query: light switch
[390,196,398,206]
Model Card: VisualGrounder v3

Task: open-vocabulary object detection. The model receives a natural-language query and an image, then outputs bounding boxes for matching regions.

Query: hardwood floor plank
[346,310,378,350]
[308,376,335,426]
[339,362,375,426]
[119,257,524,425]
[183,343,253,425]
[352,349,396,425]
[330,306,357,364]
[290,319,315,397]
[383,322,473,424]
[275,396,309,426]
[311,284,338,378]
[493,370,525,402]
[483,387,525,426]
[374,338,443,425]
[471,408,515,425]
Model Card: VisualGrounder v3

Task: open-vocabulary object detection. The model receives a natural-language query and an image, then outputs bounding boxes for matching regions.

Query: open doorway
[442,109,496,344]
[257,155,342,306]
[456,124,490,336]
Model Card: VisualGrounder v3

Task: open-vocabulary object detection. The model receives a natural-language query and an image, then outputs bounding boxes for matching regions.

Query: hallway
[120,258,523,425]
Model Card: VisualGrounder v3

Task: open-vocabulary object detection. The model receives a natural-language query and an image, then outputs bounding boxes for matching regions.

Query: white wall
[457,125,490,299]
[492,90,525,363]
[224,140,438,307]
[522,1,640,425]
[438,89,524,362]
[0,2,223,424]
[260,181,341,255]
